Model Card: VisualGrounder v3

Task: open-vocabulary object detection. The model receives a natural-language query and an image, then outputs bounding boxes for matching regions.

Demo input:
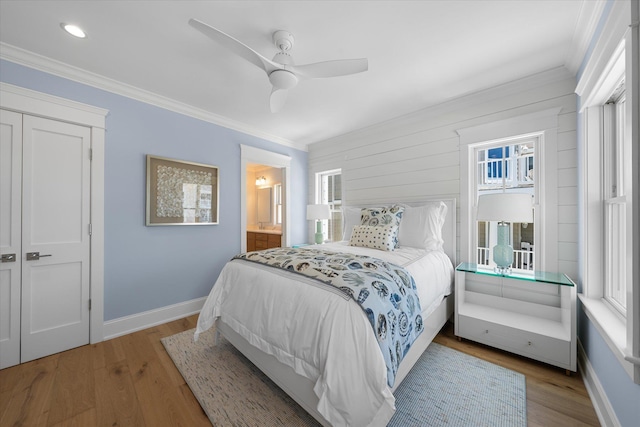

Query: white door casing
[20,115,92,363]
[0,109,22,369]
[240,145,292,251]
[0,82,107,367]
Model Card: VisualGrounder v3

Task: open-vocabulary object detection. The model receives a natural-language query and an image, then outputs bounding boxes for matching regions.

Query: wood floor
[0,315,600,427]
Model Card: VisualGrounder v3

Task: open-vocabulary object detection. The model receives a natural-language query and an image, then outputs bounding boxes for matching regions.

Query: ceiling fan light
[269,70,298,90]
[61,23,87,38]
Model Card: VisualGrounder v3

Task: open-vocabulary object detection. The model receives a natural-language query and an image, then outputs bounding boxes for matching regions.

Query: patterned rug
[161,327,526,426]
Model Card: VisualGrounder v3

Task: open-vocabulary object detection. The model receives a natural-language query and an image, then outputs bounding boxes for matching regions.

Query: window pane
[602,89,627,315]
[318,170,342,243]
[605,200,627,313]
[475,138,536,271]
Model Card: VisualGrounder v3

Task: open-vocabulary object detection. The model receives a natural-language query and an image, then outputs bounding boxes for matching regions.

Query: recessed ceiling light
[61,23,86,38]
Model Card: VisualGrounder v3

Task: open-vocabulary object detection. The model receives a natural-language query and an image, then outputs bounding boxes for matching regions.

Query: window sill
[579,294,638,382]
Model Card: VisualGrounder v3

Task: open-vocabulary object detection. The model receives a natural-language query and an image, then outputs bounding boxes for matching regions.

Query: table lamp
[307,204,331,244]
[476,193,533,275]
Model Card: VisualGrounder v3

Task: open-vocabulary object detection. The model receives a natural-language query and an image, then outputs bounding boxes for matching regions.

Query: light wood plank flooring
[0,315,600,426]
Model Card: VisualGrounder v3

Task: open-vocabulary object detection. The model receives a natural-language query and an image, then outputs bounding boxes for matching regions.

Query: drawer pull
[485,329,489,334]
[528,341,532,346]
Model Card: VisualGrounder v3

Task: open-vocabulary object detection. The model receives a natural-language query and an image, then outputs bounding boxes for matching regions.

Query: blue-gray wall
[0,59,308,321]
[576,2,640,426]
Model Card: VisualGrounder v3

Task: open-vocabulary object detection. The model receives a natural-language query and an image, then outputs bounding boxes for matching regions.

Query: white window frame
[315,169,342,242]
[576,0,639,383]
[603,90,628,316]
[458,108,561,275]
[274,183,283,225]
[472,135,539,272]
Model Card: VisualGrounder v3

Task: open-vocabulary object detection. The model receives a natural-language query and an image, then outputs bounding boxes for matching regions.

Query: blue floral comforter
[233,247,423,387]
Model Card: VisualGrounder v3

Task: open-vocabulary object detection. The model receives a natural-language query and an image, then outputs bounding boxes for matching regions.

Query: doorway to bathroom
[240,145,291,252]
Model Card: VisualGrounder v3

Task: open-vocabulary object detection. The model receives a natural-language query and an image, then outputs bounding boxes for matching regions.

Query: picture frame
[146,155,219,226]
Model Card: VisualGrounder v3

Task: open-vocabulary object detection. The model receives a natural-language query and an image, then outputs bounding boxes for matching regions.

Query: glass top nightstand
[455,262,574,287]
[454,262,577,373]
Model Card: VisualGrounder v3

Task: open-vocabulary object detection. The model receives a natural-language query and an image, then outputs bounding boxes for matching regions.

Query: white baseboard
[103,297,206,341]
[577,339,621,427]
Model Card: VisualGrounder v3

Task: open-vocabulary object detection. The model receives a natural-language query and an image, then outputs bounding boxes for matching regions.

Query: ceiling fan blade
[270,88,288,113]
[291,58,368,79]
[189,19,279,73]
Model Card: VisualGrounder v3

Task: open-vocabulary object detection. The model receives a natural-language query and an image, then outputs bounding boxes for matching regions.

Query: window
[274,183,283,225]
[577,9,639,381]
[603,82,628,315]
[474,136,537,272]
[458,108,559,278]
[316,169,342,242]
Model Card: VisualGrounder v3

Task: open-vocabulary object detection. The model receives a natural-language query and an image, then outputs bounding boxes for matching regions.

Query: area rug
[161,328,526,426]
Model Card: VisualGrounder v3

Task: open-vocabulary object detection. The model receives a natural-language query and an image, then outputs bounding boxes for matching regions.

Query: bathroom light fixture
[61,23,87,38]
[255,176,266,186]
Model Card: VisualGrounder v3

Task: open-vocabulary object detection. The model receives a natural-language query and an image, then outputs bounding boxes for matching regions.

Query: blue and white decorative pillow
[349,224,398,251]
[360,206,404,248]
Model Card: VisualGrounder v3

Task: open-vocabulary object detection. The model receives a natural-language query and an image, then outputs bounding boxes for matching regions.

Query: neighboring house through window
[475,138,537,272]
[457,107,560,277]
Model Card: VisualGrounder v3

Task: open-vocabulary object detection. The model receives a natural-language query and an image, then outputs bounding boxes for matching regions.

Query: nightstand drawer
[457,315,571,367]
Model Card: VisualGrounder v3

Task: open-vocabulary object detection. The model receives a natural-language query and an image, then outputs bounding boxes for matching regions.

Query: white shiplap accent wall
[308,68,578,278]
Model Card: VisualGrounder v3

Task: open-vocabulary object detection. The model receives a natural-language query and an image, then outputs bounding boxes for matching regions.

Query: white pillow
[397,201,447,251]
[342,206,363,241]
[349,224,398,252]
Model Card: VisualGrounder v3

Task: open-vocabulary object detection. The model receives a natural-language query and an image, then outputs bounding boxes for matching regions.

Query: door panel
[21,115,91,363]
[0,109,22,369]
[30,262,83,332]
[30,129,85,244]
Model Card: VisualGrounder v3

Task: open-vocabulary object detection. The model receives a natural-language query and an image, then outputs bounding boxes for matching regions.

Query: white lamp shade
[476,193,533,223]
[307,204,331,220]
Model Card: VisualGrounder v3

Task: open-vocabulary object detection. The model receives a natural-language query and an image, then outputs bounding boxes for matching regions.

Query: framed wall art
[146,155,219,226]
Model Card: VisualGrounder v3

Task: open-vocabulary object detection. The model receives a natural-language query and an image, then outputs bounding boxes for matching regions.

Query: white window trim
[457,107,561,273]
[576,0,640,383]
[472,136,540,272]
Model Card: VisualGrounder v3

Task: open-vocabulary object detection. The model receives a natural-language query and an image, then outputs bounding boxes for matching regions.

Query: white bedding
[195,244,453,427]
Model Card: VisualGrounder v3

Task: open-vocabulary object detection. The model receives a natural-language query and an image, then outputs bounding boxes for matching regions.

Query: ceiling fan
[188,19,369,112]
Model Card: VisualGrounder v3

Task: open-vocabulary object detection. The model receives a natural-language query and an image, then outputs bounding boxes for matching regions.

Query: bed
[195,199,456,426]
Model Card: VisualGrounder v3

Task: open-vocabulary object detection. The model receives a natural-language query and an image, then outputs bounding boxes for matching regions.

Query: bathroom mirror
[257,187,272,223]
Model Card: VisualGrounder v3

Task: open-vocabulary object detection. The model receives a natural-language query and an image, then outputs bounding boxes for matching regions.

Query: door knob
[1,254,16,262]
[26,252,52,261]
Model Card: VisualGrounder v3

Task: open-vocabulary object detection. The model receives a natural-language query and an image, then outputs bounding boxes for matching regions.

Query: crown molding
[0,42,306,151]
[575,0,630,105]
[565,0,609,75]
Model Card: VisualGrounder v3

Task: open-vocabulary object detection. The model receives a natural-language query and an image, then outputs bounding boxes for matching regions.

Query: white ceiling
[0,1,602,150]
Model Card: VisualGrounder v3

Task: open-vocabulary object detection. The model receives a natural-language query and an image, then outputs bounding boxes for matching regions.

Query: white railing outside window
[477,247,490,266]
[477,147,534,191]
[477,246,533,271]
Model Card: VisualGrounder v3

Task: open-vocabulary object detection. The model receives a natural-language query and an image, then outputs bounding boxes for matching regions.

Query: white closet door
[20,115,91,363]
[0,109,22,369]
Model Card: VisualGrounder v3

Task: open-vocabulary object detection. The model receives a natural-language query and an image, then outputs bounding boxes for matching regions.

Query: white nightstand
[454,262,576,374]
